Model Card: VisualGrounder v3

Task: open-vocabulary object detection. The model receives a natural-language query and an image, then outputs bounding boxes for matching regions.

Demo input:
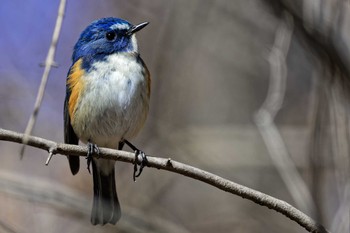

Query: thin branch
[0,128,329,233]
[20,0,66,158]
[254,12,316,216]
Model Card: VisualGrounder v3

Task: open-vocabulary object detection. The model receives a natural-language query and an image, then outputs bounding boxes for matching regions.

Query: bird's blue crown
[72,17,136,70]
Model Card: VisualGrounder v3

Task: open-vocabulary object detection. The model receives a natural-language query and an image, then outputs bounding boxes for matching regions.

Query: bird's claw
[133,150,148,181]
[86,142,99,174]
[123,139,148,181]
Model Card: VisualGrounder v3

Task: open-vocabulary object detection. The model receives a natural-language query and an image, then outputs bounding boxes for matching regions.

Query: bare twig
[45,146,57,165]
[20,0,66,158]
[0,127,329,233]
[254,12,316,216]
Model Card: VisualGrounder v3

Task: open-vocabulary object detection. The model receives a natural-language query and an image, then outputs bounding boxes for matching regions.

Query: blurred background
[0,0,349,232]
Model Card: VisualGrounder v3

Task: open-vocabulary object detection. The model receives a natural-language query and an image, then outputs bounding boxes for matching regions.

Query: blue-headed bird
[64,17,150,225]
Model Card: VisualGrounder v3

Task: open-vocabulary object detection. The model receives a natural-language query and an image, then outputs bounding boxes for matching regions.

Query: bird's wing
[64,62,81,175]
[137,54,151,98]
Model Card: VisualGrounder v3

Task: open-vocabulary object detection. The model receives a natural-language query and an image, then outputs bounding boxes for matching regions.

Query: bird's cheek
[116,38,128,51]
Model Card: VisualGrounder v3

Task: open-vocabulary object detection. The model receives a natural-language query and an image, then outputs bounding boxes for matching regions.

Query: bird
[64,17,150,225]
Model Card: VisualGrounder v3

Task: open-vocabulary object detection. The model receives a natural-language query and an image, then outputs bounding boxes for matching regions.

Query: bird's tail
[91,159,121,225]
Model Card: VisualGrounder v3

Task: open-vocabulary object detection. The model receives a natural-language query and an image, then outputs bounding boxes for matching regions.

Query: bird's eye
[106,31,116,41]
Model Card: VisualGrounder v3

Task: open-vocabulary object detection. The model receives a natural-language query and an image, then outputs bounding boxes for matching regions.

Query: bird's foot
[123,140,148,181]
[133,149,148,181]
[86,142,99,174]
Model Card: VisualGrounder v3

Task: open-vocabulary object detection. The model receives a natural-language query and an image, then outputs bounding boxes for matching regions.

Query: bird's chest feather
[71,54,149,146]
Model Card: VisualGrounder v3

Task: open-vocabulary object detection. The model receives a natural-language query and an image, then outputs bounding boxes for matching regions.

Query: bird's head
[72,17,148,67]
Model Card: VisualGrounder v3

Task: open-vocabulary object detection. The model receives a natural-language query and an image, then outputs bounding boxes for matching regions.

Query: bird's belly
[71,59,149,148]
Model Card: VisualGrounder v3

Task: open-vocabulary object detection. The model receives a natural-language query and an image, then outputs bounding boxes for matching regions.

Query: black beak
[127,22,149,36]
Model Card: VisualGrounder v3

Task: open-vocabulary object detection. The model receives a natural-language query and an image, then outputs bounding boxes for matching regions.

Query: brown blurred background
[0,0,349,233]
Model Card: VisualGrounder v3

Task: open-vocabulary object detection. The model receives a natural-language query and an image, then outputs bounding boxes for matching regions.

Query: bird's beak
[127,22,149,36]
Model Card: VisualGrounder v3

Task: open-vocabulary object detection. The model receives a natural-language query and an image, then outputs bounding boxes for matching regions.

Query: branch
[254,12,316,216]
[0,128,329,233]
[264,0,350,95]
[20,0,66,158]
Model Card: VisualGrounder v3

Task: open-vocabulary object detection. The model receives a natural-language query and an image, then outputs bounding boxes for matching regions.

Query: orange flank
[67,59,85,121]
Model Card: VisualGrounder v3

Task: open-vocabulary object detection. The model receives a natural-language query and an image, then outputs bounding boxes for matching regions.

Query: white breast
[72,53,149,148]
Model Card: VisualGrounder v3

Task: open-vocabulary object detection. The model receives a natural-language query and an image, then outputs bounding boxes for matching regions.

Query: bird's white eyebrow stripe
[110,24,129,30]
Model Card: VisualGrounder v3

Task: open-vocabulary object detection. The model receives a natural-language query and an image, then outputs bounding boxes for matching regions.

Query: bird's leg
[118,141,125,150]
[86,140,100,174]
[123,140,148,181]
